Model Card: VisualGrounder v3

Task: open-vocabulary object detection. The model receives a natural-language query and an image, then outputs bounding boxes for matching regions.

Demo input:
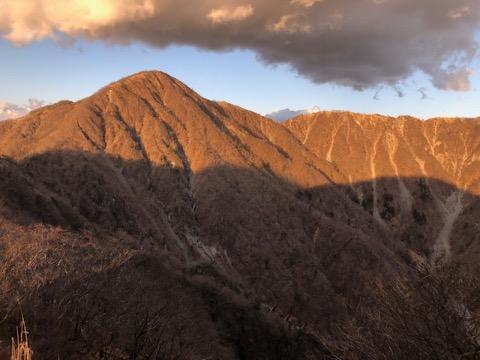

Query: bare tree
[329,262,480,359]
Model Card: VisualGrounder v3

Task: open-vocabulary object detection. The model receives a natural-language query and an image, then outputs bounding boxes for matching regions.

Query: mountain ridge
[1,70,479,359]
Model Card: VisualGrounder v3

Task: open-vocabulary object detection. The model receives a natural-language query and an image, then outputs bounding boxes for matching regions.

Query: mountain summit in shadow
[1,71,479,359]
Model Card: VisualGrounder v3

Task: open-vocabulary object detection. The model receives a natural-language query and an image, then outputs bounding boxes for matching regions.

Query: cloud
[208,5,254,24]
[0,103,27,121]
[1,0,479,91]
[0,0,155,45]
[269,14,312,34]
[265,106,320,122]
[393,86,405,98]
[0,99,49,121]
[290,0,324,8]
[417,87,430,100]
[430,66,475,91]
[448,6,471,20]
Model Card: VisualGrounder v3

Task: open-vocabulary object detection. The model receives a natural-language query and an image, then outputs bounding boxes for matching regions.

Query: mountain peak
[113,70,175,86]
[87,70,202,108]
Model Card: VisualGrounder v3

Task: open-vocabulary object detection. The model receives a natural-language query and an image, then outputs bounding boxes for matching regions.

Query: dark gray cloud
[418,87,430,100]
[1,0,479,91]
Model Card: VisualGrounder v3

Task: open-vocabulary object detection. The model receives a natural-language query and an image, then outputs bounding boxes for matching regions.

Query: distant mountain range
[1,71,479,359]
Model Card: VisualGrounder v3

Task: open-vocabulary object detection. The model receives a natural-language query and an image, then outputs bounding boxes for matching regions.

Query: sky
[1,0,480,122]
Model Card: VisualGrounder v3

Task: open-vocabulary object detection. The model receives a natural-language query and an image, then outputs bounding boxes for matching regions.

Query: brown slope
[0,70,360,272]
[0,71,341,188]
[284,111,480,192]
[284,111,480,264]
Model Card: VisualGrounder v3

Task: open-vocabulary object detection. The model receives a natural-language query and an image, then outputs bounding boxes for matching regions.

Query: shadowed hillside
[1,151,480,358]
[0,71,479,358]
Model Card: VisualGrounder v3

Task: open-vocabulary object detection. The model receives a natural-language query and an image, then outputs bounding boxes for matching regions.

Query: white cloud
[1,0,479,91]
[0,103,27,121]
[265,106,320,122]
[0,99,49,121]
[1,0,155,45]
